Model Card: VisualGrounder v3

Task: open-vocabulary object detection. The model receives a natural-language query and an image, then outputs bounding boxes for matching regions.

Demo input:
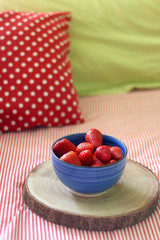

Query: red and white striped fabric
[0,90,160,240]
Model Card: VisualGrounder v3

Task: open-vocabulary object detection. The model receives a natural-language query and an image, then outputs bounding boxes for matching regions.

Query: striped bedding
[0,90,160,240]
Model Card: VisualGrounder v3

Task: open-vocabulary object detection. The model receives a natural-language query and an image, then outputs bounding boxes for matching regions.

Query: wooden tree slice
[24,159,159,231]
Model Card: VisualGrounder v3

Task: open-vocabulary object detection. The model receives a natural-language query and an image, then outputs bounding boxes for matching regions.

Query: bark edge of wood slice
[24,159,159,231]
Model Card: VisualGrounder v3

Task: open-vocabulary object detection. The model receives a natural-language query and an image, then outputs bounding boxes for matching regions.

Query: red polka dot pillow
[0,11,84,133]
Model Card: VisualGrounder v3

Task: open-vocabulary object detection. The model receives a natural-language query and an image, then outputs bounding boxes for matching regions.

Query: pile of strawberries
[53,129,123,167]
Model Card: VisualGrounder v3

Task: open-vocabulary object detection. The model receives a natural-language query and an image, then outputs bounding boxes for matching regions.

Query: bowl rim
[51,132,128,169]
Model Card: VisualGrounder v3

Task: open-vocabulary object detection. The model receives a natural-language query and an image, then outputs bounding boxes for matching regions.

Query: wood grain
[24,159,159,231]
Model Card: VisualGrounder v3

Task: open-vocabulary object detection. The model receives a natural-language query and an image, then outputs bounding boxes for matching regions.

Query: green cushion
[1,0,160,96]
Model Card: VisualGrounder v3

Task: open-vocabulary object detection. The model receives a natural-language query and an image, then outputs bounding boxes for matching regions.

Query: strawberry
[53,138,76,158]
[85,128,103,148]
[79,149,93,166]
[76,142,95,155]
[91,157,104,167]
[110,146,123,161]
[95,145,111,163]
[60,151,82,166]
[108,159,116,165]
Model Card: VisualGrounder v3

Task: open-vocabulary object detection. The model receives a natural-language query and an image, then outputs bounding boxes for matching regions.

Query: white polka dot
[39,57,45,62]
[8,62,13,67]
[40,68,46,73]
[37,98,42,103]
[28,68,33,72]
[3,80,8,84]
[18,116,23,121]
[18,31,23,35]
[2,68,7,73]
[44,43,49,47]
[4,126,9,131]
[67,106,72,112]
[24,97,30,102]
[43,91,48,96]
[46,63,51,68]
[7,41,12,45]
[61,87,66,92]
[15,68,20,73]
[43,117,48,122]
[12,35,18,40]
[6,31,11,35]
[38,111,43,115]
[24,26,29,31]
[54,117,59,123]
[34,62,39,67]
[50,48,55,53]
[42,33,47,38]
[56,92,61,98]
[38,47,43,52]
[1,46,6,51]
[45,53,50,58]
[19,41,24,46]
[25,110,30,115]
[10,85,15,90]
[35,73,40,78]
[12,109,17,114]
[55,81,60,85]
[65,119,70,124]
[49,86,54,91]
[31,104,36,109]
[27,57,32,61]
[21,62,26,67]
[62,99,67,105]
[0,98,3,102]
[37,37,42,42]
[60,76,64,81]
[42,79,47,84]
[5,103,10,108]
[32,41,37,46]
[73,101,77,106]
[24,123,29,127]
[61,112,66,117]
[22,74,28,79]
[44,104,49,109]
[56,105,61,110]
[49,111,54,116]
[17,91,22,96]
[19,103,24,108]
[48,74,53,79]
[4,92,9,96]
[20,52,25,56]
[67,94,71,99]
[13,46,19,51]
[1,57,6,62]
[50,98,55,103]
[53,69,58,74]
[12,26,17,30]
[29,79,34,84]
[14,57,19,62]
[30,91,36,96]
[11,121,16,125]
[72,114,77,119]
[11,97,16,102]
[58,65,62,70]
[36,85,41,90]
[30,31,36,36]
[31,117,36,122]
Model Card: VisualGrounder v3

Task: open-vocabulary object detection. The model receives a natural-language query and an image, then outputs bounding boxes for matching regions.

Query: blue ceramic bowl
[51,133,127,197]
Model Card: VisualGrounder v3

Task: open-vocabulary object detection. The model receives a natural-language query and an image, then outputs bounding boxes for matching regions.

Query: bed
[0,0,160,239]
